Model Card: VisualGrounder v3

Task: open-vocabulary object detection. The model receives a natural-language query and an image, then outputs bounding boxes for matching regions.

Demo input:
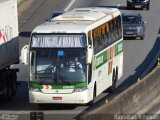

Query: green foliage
[17,0,28,9]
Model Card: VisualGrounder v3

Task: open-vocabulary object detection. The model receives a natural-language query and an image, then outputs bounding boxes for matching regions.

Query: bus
[21,7,123,105]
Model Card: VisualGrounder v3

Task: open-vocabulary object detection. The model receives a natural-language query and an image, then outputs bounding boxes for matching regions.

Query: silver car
[122,13,146,40]
[45,10,64,21]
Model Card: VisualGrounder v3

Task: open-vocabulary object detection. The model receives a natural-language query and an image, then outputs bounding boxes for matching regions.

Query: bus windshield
[30,48,87,85]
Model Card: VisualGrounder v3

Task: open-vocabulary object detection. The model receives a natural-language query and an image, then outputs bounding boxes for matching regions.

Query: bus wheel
[107,69,117,92]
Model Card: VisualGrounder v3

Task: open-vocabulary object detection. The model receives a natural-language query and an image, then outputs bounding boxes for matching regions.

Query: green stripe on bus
[30,82,87,89]
[115,40,123,56]
[96,51,107,69]
[30,82,43,89]
[96,40,123,69]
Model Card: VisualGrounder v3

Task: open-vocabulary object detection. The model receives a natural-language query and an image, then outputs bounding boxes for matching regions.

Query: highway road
[0,0,160,120]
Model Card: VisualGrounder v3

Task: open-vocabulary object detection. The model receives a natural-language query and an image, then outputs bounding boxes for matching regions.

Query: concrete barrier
[80,66,160,120]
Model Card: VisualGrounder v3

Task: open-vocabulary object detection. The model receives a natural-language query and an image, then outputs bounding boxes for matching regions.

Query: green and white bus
[21,7,123,104]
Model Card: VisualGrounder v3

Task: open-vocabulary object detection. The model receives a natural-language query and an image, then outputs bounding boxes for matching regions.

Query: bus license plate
[135,5,141,8]
[126,31,133,34]
[52,97,62,100]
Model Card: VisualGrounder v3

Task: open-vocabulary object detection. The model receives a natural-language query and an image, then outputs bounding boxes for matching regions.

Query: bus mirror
[21,45,29,65]
[86,45,93,64]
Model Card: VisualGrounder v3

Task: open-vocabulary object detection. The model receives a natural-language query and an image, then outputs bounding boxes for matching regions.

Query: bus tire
[107,69,117,92]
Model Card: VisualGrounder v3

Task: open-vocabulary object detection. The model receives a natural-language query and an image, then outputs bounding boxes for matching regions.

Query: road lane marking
[64,0,76,11]
[155,110,160,114]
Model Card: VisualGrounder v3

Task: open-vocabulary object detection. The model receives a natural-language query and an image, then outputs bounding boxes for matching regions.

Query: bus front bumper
[29,90,89,104]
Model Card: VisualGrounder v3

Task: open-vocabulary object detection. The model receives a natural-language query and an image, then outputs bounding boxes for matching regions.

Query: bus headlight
[30,87,41,92]
[74,87,87,92]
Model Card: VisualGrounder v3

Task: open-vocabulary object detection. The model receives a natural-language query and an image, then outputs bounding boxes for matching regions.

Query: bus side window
[111,19,116,43]
[101,24,106,48]
[118,15,122,39]
[114,15,122,41]
[115,17,119,40]
[108,21,112,45]
[88,31,92,45]
[93,29,99,54]
[105,23,109,47]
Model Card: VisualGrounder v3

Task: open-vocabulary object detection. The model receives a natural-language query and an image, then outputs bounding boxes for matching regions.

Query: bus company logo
[96,56,103,67]
[63,86,74,89]
[0,26,13,45]
[43,85,51,89]
[0,30,7,44]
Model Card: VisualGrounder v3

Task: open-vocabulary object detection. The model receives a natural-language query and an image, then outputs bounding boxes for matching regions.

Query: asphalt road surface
[0,0,160,120]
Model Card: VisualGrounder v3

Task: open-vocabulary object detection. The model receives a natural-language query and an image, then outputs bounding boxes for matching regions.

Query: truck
[0,0,19,101]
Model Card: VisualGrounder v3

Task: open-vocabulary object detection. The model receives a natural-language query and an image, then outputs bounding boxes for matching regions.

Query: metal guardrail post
[137,78,141,84]
[158,58,160,66]
[105,99,109,104]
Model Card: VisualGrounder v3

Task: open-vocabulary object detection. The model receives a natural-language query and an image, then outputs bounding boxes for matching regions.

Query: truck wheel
[1,81,8,102]
[1,73,11,102]
[6,73,12,100]
[11,72,17,96]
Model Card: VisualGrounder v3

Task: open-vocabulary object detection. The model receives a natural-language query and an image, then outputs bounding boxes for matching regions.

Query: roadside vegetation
[18,0,28,8]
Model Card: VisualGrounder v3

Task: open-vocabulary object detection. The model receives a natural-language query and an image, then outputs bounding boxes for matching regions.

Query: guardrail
[80,66,160,120]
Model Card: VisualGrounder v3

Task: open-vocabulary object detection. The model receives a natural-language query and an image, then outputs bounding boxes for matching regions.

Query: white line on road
[64,0,76,11]
[146,110,160,120]
[155,109,160,114]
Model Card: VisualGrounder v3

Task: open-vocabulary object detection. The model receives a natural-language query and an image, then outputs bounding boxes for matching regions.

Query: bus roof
[32,7,120,34]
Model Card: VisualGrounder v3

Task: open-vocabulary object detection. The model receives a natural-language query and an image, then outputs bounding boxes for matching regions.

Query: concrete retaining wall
[80,66,160,120]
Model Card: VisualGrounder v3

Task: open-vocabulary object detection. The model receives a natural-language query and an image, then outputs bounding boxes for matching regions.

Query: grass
[17,0,28,9]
